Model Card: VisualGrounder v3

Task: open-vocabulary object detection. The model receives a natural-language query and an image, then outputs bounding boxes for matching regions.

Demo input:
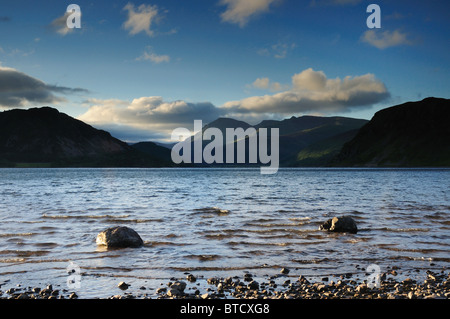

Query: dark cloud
[0,66,89,108]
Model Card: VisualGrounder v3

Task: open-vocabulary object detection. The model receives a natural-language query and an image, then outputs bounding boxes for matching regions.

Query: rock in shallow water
[96,226,144,248]
[319,216,358,234]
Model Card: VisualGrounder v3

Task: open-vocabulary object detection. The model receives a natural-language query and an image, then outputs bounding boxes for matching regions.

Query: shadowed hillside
[331,97,450,167]
[180,116,368,167]
[0,107,172,167]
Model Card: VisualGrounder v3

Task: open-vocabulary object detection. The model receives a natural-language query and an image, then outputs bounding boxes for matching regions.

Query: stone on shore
[319,216,358,234]
[167,281,187,297]
[96,226,144,248]
[186,274,197,283]
[118,282,130,290]
[281,268,290,275]
[170,281,187,293]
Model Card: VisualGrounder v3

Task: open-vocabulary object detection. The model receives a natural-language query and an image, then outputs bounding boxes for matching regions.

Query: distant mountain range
[191,115,368,167]
[0,97,448,168]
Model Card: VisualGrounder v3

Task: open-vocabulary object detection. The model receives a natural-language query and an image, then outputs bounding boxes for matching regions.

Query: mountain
[294,129,360,166]
[0,107,172,167]
[179,115,368,167]
[332,97,450,167]
[131,141,172,163]
[256,116,368,166]
[4,98,445,169]
[203,117,252,132]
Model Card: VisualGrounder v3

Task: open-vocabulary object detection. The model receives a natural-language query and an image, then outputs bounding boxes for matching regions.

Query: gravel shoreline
[1,268,448,300]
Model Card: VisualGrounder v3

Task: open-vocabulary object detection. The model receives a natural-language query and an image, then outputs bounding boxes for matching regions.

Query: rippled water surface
[0,168,449,298]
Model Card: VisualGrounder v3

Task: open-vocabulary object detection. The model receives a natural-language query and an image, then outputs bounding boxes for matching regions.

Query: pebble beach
[1,267,448,300]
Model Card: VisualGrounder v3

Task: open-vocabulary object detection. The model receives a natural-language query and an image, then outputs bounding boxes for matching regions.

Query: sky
[0,0,449,142]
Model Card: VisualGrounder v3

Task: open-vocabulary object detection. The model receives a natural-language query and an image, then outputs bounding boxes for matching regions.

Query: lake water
[0,168,449,298]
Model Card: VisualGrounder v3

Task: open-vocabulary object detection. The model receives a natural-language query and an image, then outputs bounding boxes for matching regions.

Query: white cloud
[250,77,287,92]
[292,68,327,91]
[49,5,82,36]
[258,42,296,59]
[136,47,170,64]
[78,97,224,140]
[50,12,73,36]
[269,82,282,92]
[361,29,413,49]
[223,68,390,115]
[123,3,159,36]
[219,0,279,27]
[252,77,270,89]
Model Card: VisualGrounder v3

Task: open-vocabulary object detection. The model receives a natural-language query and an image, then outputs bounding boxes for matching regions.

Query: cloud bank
[0,66,88,108]
[78,97,224,140]
[78,68,389,142]
[224,68,390,115]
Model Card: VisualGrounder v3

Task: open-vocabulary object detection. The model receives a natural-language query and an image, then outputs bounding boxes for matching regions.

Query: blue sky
[0,0,449,142]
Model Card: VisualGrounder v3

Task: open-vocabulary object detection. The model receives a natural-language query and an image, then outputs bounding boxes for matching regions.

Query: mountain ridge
[0,97,448,168]
[179,114,368,166]
[0,106,172,167]
[331,97,450,167]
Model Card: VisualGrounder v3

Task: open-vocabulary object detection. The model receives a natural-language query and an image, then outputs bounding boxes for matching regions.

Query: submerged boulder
[96,226,144,248]
[319,216,358,234]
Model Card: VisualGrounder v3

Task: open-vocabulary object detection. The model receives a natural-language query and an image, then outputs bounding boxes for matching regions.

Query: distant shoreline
[1,165,450,169]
